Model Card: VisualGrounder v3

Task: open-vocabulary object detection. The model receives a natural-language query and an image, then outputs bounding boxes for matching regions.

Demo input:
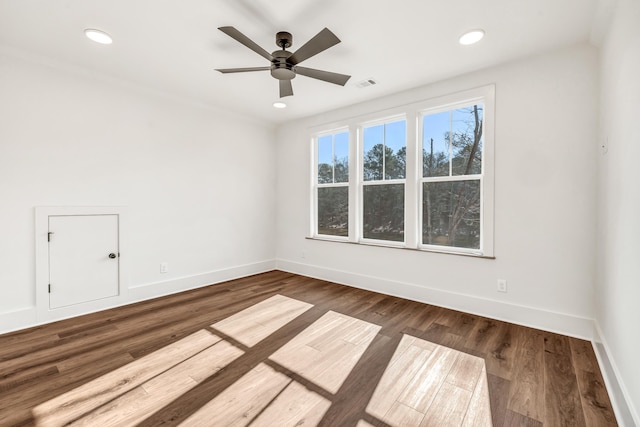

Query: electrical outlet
[497,279,507,293]
[160,262,168,274]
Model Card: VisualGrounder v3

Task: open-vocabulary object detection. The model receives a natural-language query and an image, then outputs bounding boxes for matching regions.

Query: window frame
[309,85,495,257]
[418,98,489,256]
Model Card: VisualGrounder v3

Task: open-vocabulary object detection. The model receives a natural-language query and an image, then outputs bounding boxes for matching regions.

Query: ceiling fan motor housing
[271,50,296,80]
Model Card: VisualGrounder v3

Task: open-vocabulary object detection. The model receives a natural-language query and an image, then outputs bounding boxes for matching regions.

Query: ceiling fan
[215,26,351,98]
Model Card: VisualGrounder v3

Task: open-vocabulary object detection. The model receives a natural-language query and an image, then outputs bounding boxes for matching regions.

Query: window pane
[451,105,483,176]
[334,132,349,183]
[363,184,404,242]
[385,120,406,179]
[422,111,450,177]
[317,187,348,236]
[318,135,333,184]
[422,180,480,249]
[363,125,384,181]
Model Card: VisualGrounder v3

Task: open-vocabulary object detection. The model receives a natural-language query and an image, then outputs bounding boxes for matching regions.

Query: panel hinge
[48,284,51,293]
[47,231,54,242]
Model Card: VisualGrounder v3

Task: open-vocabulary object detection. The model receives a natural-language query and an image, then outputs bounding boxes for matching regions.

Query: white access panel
[48,214,120,309]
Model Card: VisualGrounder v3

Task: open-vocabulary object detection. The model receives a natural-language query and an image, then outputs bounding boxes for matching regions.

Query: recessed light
[459,29,484,45]
[84,29,113,45]
[273,102,287,109]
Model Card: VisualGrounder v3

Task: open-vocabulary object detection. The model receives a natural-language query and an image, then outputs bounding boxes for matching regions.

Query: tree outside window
[422,105,483,249]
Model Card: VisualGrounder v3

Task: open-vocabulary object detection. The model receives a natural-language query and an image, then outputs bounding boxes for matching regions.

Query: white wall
[0,50,277,331]
[596,0,640,424]
[276,44,599,338]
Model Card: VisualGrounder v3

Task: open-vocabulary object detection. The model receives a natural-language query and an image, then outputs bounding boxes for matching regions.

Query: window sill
[306,236,495,259]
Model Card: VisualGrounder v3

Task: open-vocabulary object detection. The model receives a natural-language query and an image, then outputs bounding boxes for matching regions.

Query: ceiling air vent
[356,78,377,88]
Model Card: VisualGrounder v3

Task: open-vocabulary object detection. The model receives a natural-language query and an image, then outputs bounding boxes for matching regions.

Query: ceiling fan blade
[218,26,274,61]
[215,66,270,74]
[288,28,341,65]
[295,66,351,86]
[279,80,294,98]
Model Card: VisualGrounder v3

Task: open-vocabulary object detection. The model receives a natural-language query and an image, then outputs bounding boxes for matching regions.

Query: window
[315,130,349,237]
[362,119,406,243]
[310,85,494,256]
[421,104,483,251]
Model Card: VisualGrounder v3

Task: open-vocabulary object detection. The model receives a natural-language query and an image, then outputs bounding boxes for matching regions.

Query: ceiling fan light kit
[216,26,351,99]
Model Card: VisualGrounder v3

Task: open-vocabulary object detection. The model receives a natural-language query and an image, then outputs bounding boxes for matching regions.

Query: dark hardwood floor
[0,271,617,426]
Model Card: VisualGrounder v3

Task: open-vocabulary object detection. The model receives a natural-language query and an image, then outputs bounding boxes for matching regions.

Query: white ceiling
[0,0,605,125]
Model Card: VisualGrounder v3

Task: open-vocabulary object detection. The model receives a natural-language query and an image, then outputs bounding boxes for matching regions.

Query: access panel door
[48,214,120,310]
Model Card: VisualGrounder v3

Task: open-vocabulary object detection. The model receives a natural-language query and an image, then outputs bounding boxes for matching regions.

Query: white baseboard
[592,322,639,427]
[128,259,276,302]
[276,259,595,340]
[0,259,276,335]
[0,306,37,335]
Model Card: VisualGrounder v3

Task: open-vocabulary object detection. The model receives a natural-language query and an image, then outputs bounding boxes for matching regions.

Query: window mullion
[332,135,335,183]
[404,110,418,248]
[448,111,453,177]
[349,124,359,243]
[382,123,386,181]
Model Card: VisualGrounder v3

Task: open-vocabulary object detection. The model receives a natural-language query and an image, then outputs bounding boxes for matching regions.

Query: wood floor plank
[487,373,511,427]
[485,322,519,381]
[465,318,502,354]
[434,310,478,340]
[462,366,493,426]
[573,369,618,427]
[502,409,543,426]
[420,382,473,427]
[386,401,425,426]
[543,333,587,427]
[0,363,58,393]
[446,351,485,392]
[0,333,61,362]
[569,338,617,426]
[507,327,545,422]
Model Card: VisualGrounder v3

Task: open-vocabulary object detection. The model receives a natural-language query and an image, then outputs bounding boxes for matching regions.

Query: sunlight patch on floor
[180,363,331,426]
[212,294,313,347]
[33,329,241,426]
[269,310,381,394]
[364,334,492,426]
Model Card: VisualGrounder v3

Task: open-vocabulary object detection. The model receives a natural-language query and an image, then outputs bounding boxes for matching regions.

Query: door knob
[108,253,117,259]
